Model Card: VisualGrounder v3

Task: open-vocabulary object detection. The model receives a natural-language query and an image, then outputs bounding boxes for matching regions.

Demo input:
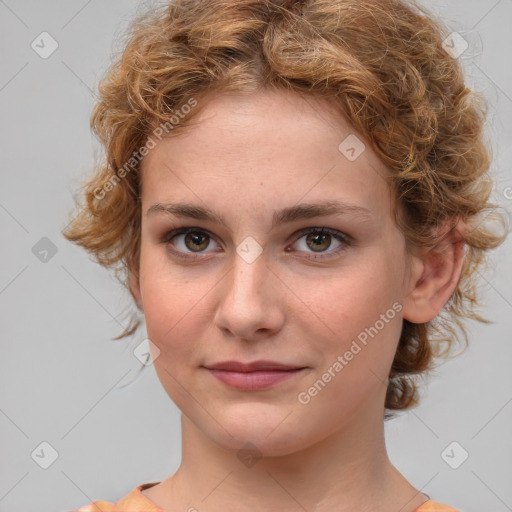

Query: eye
[162,228,220,260]
[289,227,351,260]
[161,227,351,261]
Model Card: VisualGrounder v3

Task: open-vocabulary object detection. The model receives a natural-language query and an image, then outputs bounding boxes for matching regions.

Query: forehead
[140,89,392,222]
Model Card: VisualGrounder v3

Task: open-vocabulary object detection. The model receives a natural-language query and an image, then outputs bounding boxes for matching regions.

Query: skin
[130,89,465,512]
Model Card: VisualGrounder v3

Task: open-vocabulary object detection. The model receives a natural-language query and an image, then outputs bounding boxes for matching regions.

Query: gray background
[1,1,511,511]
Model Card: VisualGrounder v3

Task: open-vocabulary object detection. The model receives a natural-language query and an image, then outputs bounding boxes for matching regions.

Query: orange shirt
[74,482,461,512]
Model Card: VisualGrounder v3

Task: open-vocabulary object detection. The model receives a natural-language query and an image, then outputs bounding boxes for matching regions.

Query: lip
[203,360,309,391]
[206,368,308,391]
[205,360,305,372]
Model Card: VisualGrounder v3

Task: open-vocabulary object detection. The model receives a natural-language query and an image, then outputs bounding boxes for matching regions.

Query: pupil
[308,233,330,252]
[187,232,208,251]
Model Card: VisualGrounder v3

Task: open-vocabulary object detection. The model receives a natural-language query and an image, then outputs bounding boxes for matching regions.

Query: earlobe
[128,268,144,312]
[402,223,466,324]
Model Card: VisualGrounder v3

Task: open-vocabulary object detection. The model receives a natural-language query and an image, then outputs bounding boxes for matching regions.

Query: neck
[147,400,429,512]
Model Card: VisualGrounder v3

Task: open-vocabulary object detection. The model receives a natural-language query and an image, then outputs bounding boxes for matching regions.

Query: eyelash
[161,227,352,261]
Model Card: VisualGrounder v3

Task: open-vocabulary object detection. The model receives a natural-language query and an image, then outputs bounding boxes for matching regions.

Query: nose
[212,251,285,341]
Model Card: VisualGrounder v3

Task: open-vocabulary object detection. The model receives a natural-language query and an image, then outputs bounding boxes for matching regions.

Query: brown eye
[182,231,210,252]
[162,226,351,262]
[290,227,351,260]
[305,231,332,252]
[163,228,220,258]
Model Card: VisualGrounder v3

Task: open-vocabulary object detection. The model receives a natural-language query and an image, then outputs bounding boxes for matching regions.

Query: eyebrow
[146,200,373,229]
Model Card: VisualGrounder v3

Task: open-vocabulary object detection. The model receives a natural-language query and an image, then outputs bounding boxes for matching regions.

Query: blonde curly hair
[62,0,508,418]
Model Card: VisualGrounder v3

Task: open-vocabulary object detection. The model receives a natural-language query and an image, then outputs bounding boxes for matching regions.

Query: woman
[64,0,506,510]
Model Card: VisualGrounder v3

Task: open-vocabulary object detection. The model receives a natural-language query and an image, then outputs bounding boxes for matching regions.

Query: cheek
[142,287,208,362]
[140,271,207,406]
[138,249,208,362]
[295,257,400,329]
[291,255,404,375]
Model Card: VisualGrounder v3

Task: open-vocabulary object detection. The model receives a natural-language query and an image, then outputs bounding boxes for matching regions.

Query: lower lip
[206,368,308,390]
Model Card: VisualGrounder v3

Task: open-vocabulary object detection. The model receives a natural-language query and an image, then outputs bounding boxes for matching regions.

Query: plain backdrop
[1,1,511,511]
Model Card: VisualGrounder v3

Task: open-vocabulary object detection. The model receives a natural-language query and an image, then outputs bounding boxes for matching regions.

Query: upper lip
[204,360,306,372]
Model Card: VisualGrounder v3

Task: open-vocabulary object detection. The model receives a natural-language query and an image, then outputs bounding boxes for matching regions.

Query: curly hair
[62,0,508,419]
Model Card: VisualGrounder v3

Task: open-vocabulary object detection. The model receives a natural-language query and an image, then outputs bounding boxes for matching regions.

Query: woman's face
[134,89,418,456]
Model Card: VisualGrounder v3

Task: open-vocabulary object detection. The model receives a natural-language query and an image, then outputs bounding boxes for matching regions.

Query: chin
[199,415,316,459]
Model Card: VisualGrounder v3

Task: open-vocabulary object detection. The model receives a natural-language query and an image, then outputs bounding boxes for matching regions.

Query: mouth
[204,360,307,372]
[202,360,309,391]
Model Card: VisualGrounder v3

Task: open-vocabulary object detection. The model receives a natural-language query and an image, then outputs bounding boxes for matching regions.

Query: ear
[128,268,144,312]
[402,222,466,324]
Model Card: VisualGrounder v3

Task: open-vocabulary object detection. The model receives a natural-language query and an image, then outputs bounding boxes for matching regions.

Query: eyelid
[161,226,352,260]
[291,226,351,244]
[161,227,221,261]
[288,227,351,260]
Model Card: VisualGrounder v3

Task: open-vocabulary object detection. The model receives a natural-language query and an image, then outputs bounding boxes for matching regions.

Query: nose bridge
[214,246,283,338]
[227,231,268,298]
[226,249,268,308]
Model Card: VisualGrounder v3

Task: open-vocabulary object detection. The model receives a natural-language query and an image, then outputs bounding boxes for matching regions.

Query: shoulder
[74,500,116,512]
[415,500,462,512]
[73,482,162,512]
